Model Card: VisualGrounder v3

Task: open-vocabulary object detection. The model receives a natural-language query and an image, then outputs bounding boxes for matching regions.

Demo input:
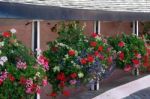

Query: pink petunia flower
[99,54,104,60]
[26,79,33,88]
[69,80,77,85]
[124,64,132,72]
[118,41,125,47]
[107,47,112,52]
[0,71,8,80]
[135,53,141,59]
[42,79,48,87]
[107,56,113,63]
[16,60,27,69]
[37,55,49,71]
[26,87,33,94]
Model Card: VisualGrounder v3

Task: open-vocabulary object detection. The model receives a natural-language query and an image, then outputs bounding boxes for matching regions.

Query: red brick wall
[80,21,94,36]
[0,19,32,48]
[40,20,59,51]
[100,21,132,37]
[40,21,94,51]
[0,19,144,50]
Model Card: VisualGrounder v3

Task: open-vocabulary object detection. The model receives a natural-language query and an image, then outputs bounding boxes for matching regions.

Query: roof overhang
[0,1,150,21]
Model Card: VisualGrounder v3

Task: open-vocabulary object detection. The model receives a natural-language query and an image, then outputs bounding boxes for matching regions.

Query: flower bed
[0,29,46,99]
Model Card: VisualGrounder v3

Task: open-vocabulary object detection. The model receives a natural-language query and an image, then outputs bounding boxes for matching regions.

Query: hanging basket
[88,59,116,91]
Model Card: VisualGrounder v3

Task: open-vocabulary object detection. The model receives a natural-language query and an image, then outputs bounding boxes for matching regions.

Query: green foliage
[57,21,87,51]
[108,33,146,69]
[43,21,116,97]
[0,29,46,99]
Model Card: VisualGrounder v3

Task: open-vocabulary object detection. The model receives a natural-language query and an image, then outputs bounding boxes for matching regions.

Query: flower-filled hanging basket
[0,29,46,99]
[108,34,147,73]
[42,22,116,97]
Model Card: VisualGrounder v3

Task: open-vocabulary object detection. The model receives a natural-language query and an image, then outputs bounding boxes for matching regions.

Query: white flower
[10,28,16,34]
[71,61,74,64]
[1,56,8,63]
[75,65,81,69]
[95,36,102,41]
[35,72,40,77]
[75,51,78,56]
[53,66,60,72]
[0,42,4,47]
[84,39,89,42]
[65,54,69,59]
[78,72,84,78]
[0,60,4,66]
[0,50,2,55]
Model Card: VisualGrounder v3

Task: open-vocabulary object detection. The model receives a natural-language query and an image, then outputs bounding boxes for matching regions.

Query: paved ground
[40,69,149,99]
[123,87,150,99]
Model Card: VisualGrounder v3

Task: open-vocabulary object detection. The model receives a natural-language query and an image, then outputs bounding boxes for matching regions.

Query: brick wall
[0,19,32,48]
[0,19,144,51]
[100,21,132,37]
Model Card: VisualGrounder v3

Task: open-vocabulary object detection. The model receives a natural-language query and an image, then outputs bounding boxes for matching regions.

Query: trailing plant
[108,34,147,72]
[0,29,46,99]
[43,22,116,98]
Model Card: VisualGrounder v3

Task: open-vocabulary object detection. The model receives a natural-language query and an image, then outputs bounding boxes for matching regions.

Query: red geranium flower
[132,59,139,65]
[0,79,3,85]
[91,33,97,38]
[68,50,75,56]
[8,74,15,82]
[51,46,58,52]
[59,81,65,87]
[107,56,113,63]
[99,54,104,60]
[87,56,94,63]
[119,52,124,61]
[2,32,11,38]
[90,41,97,47]
[57,72,66,81]
[98,46,103,52]
[62,90,70,96]
[31,84,38,92]
[124,64,132,72]
[94,51,99,56]
[135,53,141,59]
[70,73,77,78]
[19,76,26,85]
[80,58,87,65]
[118,41,125,47]
[50,92,57,97]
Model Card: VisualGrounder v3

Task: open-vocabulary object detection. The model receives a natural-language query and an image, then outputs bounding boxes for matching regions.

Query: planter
[132,68,140,76]
[89,79,100,91]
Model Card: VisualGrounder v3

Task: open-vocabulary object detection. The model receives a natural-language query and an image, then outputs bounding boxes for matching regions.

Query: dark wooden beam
[0,2,150,21]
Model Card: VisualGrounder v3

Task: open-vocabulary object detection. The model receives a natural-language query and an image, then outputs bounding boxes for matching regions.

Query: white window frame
[32,20,41,56]
[132,21,139,36]
[32,20,41,99]
[94,21,101,34]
